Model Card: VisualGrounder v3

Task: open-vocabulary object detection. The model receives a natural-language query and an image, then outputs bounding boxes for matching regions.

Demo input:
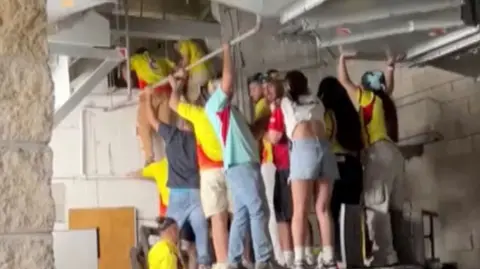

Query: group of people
[127,39,406,269]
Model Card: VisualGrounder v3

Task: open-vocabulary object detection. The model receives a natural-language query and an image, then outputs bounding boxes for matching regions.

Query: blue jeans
[166,188,211,265]
[225,163,273,264]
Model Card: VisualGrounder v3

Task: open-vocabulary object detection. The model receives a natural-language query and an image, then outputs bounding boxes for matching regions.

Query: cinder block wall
[347,60,480,268]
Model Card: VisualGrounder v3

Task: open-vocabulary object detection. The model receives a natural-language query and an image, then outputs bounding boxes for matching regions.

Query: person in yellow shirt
[174,40,212,104]
[127,158,170,217]
[148,217,184,269]
[168,71,232,269]
[317,76,364,265]
[337,50,404,267]
[127,160,198,269]
[123,47,177,166]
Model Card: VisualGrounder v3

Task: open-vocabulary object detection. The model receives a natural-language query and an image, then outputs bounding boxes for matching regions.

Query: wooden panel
[69,207,136,269]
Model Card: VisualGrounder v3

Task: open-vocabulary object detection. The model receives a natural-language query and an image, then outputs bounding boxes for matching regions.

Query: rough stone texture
[0,0,55,268]
[0,235,54,269]
[0,2,49,60]
[0,58,54,142]
[0,147,55,233]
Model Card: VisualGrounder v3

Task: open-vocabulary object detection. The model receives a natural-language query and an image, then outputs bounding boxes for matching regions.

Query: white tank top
[280,94,325,139]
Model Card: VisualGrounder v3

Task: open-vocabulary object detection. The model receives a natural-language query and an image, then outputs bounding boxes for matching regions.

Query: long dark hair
[285,70,309,103]
[360,71,399,142]
[318,77,364,152]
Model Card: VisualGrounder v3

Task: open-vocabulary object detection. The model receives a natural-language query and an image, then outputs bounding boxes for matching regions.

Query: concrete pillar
[0,1,55,269]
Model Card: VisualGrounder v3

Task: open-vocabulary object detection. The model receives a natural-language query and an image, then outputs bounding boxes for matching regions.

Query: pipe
[124,0,132,100]
[104,14,263,112]
[316,19,463,48]
[410,32,480,66]
[406,26,480,61]
[280,0,328,24]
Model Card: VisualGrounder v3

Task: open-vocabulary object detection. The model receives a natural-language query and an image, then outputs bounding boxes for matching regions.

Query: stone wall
[0,1,55,268]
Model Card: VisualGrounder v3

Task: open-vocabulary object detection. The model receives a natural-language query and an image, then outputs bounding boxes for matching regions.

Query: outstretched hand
[338,46,356,59]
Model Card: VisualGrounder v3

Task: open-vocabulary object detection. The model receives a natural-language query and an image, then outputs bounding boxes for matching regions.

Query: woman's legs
[314,178,335,267]
[291,180,313,267]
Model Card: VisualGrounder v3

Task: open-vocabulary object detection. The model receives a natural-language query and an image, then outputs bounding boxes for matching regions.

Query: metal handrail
[103,14,263,112]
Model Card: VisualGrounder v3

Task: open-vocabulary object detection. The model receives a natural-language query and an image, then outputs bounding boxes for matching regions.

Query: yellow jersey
[142,159,169,208]
[254,98,273,163]
[130,53,175,84]
[177,40,210,75]
[357,89,390,145]
[148,239,183,269]
[177,102,223,166]
[324,110,351,154]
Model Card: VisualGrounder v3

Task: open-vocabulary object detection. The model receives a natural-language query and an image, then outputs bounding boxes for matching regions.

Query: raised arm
[337,53,359,101]
[145,89,161,131]
[221,43,233,97]
[384,53,396,96]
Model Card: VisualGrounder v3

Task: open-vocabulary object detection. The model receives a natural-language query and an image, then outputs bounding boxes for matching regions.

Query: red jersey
[268,107,289,170]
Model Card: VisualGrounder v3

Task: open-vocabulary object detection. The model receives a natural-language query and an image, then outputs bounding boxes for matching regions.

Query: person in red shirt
[263,78,295,267]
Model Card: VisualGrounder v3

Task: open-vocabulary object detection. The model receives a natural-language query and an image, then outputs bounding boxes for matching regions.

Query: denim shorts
[289,138,340,181]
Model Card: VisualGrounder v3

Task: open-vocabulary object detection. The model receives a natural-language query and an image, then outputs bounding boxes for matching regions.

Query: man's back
[157,123,200,189]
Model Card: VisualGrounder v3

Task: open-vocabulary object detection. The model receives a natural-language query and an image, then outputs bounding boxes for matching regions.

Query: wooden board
[69,207,137,269]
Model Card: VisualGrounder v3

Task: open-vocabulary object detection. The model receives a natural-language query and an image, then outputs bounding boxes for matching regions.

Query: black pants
[331,154,363,258]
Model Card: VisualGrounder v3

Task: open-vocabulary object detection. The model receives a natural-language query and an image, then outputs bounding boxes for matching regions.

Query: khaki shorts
[200,168,233,218]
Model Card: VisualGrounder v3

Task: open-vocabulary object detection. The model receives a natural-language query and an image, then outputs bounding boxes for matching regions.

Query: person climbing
[143,75,212,269]
[127,159,199,269]
[167,70,233,269]
[317,76,365,265]
[337,49,404,266]
[281,70,339,269]
[127,158,170,218]
[123,47,177,166]
[148,217,184,269]
[203,43,282,269]
[174,40,212,103]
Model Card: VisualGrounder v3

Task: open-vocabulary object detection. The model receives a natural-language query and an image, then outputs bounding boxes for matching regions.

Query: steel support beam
[411,32,480,65]
[48,41,125,60]
[54,60,121,128]
[109,15,221,40]
[300,0,463,31]
[406,26,479,60]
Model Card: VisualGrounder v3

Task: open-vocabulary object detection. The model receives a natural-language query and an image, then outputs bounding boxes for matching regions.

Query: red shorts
[138,79,172,94]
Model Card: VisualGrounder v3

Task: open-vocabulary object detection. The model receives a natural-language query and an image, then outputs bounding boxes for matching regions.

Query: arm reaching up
[384,51,402,96]
[221,43,233,97]
[337,50,359,103]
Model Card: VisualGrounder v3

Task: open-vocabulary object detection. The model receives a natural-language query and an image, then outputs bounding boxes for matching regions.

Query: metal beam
[411,32,480,65]
[49,41,126,60]
[108,15,221,40]
[54,60,121,128]
[406,26,480,60]
[301,0,463,31]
